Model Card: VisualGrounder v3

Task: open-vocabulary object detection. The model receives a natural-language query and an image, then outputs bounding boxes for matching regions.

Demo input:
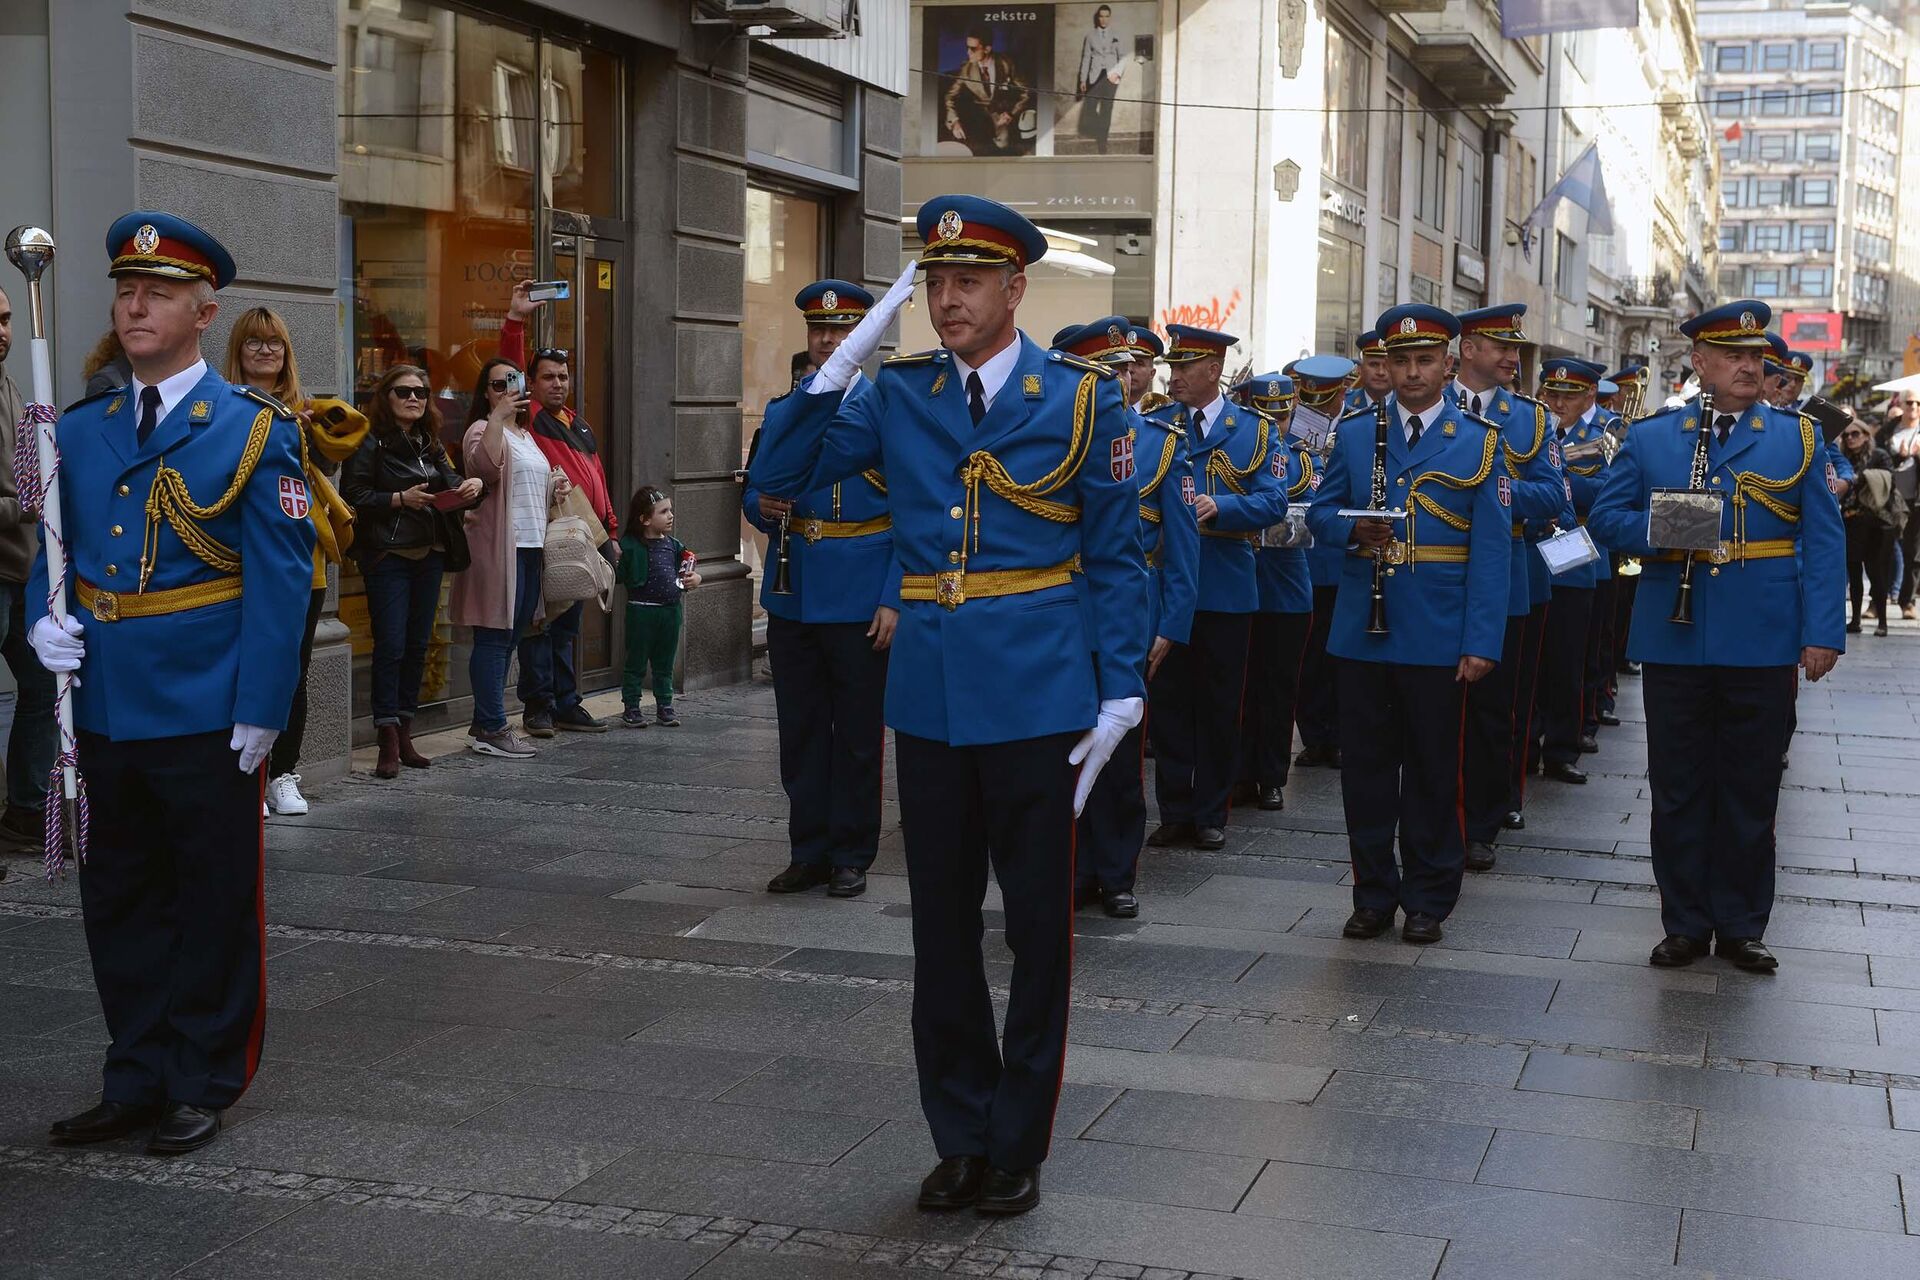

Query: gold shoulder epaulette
[882,349,940,367]
[1509,390,1542,408]
[1137,391,1173,414]
[1053,352,1117,379]
[64,386,121,415]
[234,385,296,419]
[1339,406,1373,425]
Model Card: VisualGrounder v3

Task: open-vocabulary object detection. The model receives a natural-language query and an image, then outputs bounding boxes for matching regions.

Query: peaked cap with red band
[1051,316,1142,365]
[1163,324,1237,366]
[105,211,235,289]
[1680,299,1773,348]
[1456,303,1529,344]
[914,195,1049,270]
[1374,303,1461,350]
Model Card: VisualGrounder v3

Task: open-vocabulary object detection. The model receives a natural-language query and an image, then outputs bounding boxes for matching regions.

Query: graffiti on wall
[1158,288,1242,340]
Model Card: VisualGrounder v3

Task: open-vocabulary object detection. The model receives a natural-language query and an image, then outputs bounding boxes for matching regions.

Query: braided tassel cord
[17,401,87,878]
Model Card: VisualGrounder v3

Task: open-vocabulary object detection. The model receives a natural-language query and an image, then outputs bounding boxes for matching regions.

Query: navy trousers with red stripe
[1463,612,1527,844]
[1336,661,1468,921]
[1508,602,1549,813]
[897,729,1079,1170]
[77,729,266,1110]
[1540,585,1595,767]
[1077,719,1145,894]
[766,616,887,869]
[1238,610,1312,789]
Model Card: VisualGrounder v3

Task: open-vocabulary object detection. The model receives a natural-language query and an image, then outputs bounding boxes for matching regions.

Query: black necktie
[136,385,162,447]
[1470,393,1483,416]
[1408,415,1423,446]
[1191,407,1206,440]
[967,372,986,426]
[1716,414,1736,446]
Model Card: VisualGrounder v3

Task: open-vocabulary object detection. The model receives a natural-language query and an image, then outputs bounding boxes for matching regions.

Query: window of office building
[1553,232,1577,299]
[1715,43,1749,72]
[1797,221,1835,252]
[1794,266,1831,296]
[1457,135,1484,253]
[1755,132,1790,162]
[337,0,626,724]
[1755,177,1788,206]
[1414,111,1447,232]
[1315,231,1366,357]
[1759,43,1793,71]
[1719,225,1742,252]
[1713,90,1744,118]
[1805,88,1840,117]
[1802,132,1838,162]
[1382,88,1405,224]
[1806,41,1840,71]
[1750,267,1781,297]
[1723,180,1744,208]
[1322,25,1370,193]
[1758,88,1791,116]
[1751,222,1785,251]
[1718,266,1740,294]
[1861,98,1896,135]
[1802,177,1833,206]
[1857,231,1892,264]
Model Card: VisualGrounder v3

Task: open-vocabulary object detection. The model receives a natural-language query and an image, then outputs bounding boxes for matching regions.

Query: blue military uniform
[1057,320,1197,914]
[1533,358,1612,779]
[1227,374,1312,806]
[1288,357,1356,767]
[744,280,895,892]
[1342,329,1390,415]
[30,213,313,1140]
[1146,326,1286,849]
[1589,300,1846,970]
[750,196,1147,1181]
[1305,305,1510,936]
[1449,305,1572,859]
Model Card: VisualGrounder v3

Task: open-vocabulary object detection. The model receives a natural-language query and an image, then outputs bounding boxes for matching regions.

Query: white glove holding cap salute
[810,263,919,394]
[1069,696,1144,816]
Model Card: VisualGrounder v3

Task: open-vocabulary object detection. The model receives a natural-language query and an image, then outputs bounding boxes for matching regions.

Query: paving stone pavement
[4,629,1920,1279]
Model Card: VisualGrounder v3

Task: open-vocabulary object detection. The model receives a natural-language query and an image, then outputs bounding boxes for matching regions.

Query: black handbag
[434,508,472,574]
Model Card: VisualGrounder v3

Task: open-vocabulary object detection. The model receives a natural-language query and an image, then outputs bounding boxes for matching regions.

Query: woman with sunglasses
[225,307,368,814]
[447,359,572,758]
[1837,416,1901,636]
[341,365,481,775]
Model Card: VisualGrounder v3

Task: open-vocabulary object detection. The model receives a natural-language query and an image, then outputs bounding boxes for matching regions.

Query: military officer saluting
[1588,300,1844,973]
[1229,373,1312,811]
[1288,356,1357,769]
[29,213,313,1155]
[1345,329,1391,413]
[751,196,1147,1215]
[1057,318,1197,917]
[745,280,897,900]
[1449,305,1569,873]
[1146,326,1286,851]
[1307,304,1510,946]
[1533,357,1610,784]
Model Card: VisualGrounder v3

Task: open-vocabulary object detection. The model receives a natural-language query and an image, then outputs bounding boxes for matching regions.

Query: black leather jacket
[339,426,464,565]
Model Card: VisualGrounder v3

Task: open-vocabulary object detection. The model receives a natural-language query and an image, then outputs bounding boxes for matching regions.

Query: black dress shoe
[917,1156,987,1210]
[1401,913,1443,945]
[1342,907,1393,939]
[766,863,831,894]
[1648,934,1709,967]
[1502,810,1525,831]
[1101,889,1139,919]
[827,867,867,898]
[1192,826,1227,850]
[1293,745,1331,768]
[1147,822,1194,848]
[48,1099,161,1144]
[1465,841,1497,872]
[1716,937,1779,973]
[147,1103,220,1155]
[1578,734,1600,753]
[975,1165,1040,1215]
[1257,786,1284,811]
[1597,711,1621,727]
[1542,761,1588,784]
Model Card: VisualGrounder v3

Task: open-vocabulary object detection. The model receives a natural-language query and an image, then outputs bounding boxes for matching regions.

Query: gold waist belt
[794,515,892,543]
[1347,544,1471,565]
[900,556,1080,611]
[78,574,243,623]
[1647,538,1795,564]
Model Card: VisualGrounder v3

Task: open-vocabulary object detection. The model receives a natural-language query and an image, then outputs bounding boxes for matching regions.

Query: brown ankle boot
[375,724,401,779]
[395,720,431,769]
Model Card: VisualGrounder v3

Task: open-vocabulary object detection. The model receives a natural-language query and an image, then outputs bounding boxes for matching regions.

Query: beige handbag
[542,488,614,611]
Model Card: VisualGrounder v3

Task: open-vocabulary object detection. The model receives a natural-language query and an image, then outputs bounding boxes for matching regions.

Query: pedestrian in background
[1891,406,1920,620]
[340,364,480,775]
[1838,417,1900,637]
[448,359,569,759]
[616,485,698,727]
[0,286,54,860]
[80,328,131,398]
[223,306,366,815]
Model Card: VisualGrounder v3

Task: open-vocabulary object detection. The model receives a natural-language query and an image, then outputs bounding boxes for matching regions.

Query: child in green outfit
[616,485,700,726]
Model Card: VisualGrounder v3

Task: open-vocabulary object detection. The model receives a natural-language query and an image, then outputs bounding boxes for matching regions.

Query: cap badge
[821,289,838,311]
[1739,310,1757,331]
[1399,317,1418,335]
[1107,324,1126,347]
[133,224,160,254]
[1267,380,1281,397]
[1124,330,1137,346]
[937,210,964,242]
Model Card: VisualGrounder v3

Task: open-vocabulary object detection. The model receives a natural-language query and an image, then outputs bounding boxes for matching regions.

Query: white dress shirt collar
[1395,397,1440,444]
[130,358,210,427]
[1189,392,1227,440]
[952,336,1022,414]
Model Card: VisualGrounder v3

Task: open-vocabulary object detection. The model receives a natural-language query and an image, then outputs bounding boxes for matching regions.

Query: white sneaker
[266,773,310,816]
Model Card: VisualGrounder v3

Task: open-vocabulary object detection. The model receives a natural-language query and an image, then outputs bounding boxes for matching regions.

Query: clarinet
[1668,384,1716,625]
[769,509,796,596]
[1366,399,1391,635]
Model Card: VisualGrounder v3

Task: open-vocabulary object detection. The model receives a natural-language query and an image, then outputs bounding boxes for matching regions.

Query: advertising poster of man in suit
[926,8,1051,156]
[1056,0,1154,155]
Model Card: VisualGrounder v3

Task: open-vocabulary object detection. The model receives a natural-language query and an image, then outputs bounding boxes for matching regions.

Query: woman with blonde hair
[224,306,366,814]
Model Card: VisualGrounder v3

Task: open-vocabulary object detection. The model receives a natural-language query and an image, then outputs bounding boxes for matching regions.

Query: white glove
[29,615,84,675]
[231,723,279,775]
[811,263,919,394]
[1068,696,1145,817]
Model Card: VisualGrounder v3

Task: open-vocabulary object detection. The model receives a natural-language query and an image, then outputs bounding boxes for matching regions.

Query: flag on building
[1724,122,1742,141]
[1523,141,1615,241]
[1501,0,1639,37]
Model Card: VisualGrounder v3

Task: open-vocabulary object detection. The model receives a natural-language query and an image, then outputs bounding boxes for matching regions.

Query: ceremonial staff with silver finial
[4,226,84,873]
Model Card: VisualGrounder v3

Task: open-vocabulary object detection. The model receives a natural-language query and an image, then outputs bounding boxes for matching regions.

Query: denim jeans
[517,598,584,713]
[363,552,445,726]
[0,582,54,812]
[469,547,543,735]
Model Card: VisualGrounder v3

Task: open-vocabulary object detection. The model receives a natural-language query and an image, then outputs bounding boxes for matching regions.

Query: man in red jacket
[501,285,619,735]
